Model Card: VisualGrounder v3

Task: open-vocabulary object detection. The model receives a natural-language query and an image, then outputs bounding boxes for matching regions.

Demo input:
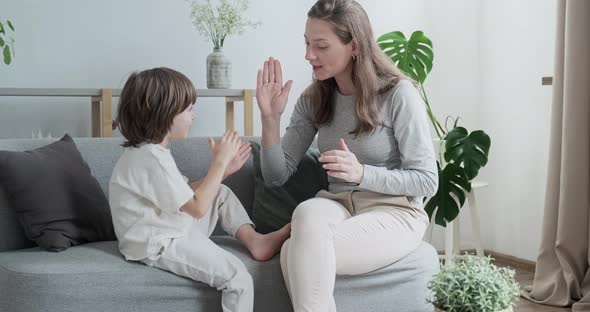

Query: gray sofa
[0,136,440,312]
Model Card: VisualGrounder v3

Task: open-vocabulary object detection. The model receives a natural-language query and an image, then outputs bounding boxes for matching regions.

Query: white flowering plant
[187,0,259,49]
[428,255,520,312]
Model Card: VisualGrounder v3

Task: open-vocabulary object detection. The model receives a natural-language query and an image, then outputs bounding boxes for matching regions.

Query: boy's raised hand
[223,141,252,178]
[208,131,242,169]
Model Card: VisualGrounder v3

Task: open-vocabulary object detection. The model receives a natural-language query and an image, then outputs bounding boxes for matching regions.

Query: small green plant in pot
[377,30,491,227]
[428,255,520,312]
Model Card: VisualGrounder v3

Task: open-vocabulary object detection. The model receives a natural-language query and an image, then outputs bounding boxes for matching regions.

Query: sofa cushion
[0,134,116,252]
[250,141,329,233]
[0,239,438,312]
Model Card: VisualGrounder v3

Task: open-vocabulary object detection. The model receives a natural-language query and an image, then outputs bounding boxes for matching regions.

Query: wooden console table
[0,88,256,137]
[197,89,255,136]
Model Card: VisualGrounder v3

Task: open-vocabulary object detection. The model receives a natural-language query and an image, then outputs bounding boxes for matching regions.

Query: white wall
[476,0,556,261]
[423,0,556,262]
[420,0,484,255]
[0,0,427,139]
[1,0,556,261]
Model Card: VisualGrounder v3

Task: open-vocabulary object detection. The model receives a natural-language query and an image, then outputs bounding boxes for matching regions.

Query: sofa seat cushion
[0,238,438,312]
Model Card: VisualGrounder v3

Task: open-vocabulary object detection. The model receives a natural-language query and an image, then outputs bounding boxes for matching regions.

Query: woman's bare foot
[237,223,291,261]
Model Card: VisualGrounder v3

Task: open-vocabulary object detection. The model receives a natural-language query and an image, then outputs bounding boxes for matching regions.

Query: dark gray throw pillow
[250,141,328,234]
[0,134,116,252]
[0,186,35,251]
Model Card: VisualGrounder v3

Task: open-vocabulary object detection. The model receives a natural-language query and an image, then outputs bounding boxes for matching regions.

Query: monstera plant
[0,19,15,66]
[377,31,491,227]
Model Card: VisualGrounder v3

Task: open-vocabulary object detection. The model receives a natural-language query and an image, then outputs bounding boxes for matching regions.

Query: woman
[255,0,438,311]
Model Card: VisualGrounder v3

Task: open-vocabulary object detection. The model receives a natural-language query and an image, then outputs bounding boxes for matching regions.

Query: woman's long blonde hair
[307,0,410,136]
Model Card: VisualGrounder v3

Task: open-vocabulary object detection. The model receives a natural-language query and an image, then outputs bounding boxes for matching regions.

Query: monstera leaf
[444,127,491,180]
[378,30,493,227]
[377,30,433,84]
[425,163,472,226]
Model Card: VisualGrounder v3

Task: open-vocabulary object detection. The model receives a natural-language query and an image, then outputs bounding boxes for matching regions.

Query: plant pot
[206,47,231,89]
[434,306,513,312]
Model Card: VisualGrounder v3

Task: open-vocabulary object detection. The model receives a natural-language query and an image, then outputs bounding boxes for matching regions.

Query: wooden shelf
[0,88,256,137]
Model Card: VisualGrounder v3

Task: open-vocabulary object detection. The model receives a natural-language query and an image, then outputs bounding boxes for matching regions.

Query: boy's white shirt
[109,143,195,261]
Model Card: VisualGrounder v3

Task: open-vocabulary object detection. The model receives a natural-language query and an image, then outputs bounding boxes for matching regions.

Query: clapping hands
[208,130,252,179]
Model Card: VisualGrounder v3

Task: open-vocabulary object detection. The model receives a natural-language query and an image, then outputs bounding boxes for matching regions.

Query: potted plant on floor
[428,255,520,312]
[0,19,15,66]
[377,31,491,227]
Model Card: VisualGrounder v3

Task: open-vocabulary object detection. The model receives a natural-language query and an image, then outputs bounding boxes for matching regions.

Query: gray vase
[206,47,231,89]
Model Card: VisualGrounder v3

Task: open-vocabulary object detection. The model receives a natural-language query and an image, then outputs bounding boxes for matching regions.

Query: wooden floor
[494,260,572,312]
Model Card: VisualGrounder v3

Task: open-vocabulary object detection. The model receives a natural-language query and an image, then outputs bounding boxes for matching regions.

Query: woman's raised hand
[256,57,293,120]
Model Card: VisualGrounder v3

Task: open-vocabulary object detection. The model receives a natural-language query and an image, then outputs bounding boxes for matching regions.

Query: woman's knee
[291,199,326,232]
[291,198,347,234]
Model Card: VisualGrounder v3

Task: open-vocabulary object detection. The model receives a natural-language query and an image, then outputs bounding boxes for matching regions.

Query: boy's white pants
[141,185,254,312]
[281,190,429,312]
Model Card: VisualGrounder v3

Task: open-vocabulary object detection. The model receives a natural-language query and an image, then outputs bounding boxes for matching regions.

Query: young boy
[109,67,291,312]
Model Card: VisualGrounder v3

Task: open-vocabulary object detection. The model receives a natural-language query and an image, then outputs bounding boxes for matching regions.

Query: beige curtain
[522,0,590,311]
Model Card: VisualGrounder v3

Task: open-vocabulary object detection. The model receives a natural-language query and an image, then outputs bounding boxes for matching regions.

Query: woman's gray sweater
[261,80,438,206]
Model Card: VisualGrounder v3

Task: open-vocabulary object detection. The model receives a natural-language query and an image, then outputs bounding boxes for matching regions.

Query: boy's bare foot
[238,223,291,261]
